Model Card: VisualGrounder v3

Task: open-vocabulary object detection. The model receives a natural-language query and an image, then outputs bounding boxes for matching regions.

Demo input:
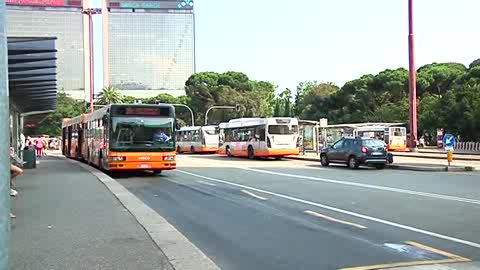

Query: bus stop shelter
[7,37,58,153]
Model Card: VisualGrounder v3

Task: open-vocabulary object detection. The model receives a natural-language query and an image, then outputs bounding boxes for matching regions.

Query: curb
[393,153,480,162]
[286,156,476,172]
[65,157,220,270]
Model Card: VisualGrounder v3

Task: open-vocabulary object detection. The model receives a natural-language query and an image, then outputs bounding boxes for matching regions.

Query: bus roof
[61,114,87,128]
[177,125,217,132]
[225,117,298,129]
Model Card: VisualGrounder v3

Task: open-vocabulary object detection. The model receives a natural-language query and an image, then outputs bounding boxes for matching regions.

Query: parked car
[320,137,388,169]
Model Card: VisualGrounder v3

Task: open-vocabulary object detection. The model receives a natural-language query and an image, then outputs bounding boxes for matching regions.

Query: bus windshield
[268,125,298,135]
[110,117,175,152]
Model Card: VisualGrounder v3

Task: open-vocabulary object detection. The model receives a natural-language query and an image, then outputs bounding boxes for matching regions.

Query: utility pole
[82,8,101,112]
[408,0,418,150]
[0,1,10,268]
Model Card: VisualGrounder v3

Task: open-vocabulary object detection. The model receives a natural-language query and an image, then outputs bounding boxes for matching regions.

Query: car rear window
[363,139,385,148]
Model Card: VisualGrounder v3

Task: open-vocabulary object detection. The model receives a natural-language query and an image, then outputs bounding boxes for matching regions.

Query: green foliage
[97,85,124,105]
[185,71,276,125]
[37,91,87,136]
[292,59,480,141]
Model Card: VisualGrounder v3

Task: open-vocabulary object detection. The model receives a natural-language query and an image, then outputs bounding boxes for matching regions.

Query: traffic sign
[443,134,455,147]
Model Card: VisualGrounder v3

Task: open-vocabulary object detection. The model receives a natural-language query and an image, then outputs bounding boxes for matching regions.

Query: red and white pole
[408,0,418,150]
[88,12,94,112]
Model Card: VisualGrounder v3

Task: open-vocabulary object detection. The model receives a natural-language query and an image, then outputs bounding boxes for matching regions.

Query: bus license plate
[139,164,151,169]
[371,152,383,156]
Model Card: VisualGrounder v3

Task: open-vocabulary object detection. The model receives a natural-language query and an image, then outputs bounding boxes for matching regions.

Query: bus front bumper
[107,161,176,170]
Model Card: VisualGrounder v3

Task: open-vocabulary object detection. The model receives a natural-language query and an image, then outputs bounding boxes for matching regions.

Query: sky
[91,0,480,94]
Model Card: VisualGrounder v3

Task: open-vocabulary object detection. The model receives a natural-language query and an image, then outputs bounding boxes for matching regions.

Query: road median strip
[285,156,476,172]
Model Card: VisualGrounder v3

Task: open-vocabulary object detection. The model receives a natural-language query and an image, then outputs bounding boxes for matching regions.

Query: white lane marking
[241,189,268,201]
[197,180,217,186]
[243,168,480,206]
[304,210,367,229]
[177,169,480,249]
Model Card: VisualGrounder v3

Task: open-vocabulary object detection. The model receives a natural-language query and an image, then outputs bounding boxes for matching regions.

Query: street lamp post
[204,105,240,126]
[408,0,418,150]
[173,104,195,127]
[155,102,195,127]
[82,8,101,112]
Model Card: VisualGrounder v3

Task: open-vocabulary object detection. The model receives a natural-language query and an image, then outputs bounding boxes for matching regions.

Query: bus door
[77,124,84,158]
[67,126,72,156]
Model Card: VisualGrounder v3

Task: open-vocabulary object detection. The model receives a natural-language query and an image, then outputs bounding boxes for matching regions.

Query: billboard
[107,0,193,9]
[6,0,82,6]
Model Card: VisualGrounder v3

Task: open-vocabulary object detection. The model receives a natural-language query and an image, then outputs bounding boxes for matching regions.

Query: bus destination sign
[126,107,162,116]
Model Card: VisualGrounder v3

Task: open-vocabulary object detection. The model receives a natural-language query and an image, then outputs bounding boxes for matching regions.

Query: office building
[103,0,194,98]
[6,0,88,101]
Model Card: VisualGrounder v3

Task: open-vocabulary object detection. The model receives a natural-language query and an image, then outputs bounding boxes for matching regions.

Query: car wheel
[375,164,385,170]
[177,146,182,154]
[153,170,162,175]
[247,146,255,160]
[320,154,329,166]
[348,156,359,169]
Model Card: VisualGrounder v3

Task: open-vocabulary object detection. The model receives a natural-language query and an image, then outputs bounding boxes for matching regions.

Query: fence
[454,142,480,152]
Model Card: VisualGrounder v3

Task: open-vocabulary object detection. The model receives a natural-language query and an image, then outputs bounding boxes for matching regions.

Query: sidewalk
[289,153,479,172]
[10,155,173,270]
[395,151,480,161]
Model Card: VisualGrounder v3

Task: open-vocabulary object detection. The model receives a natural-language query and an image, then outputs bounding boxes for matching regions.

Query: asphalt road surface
[116,155,480,270]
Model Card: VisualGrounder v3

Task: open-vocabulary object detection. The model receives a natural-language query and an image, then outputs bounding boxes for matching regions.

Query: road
[116,155,480,270]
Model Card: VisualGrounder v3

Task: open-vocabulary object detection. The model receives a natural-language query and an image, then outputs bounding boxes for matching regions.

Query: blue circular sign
[442,134,455,147]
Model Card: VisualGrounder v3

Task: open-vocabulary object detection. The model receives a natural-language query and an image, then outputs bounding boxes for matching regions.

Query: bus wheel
[226,146,232,157]
[248,146,255,160]
[153,170,162,175]
[190,146,195,153]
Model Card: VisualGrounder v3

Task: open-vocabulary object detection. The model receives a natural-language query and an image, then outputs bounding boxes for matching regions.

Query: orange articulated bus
[218,117,300,159]
[62,114,88,159]
[62,104,177,173]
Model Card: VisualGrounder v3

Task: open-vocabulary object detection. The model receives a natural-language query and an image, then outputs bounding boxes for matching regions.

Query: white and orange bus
[218,117,300,159]
[62,104,177,173]
[354,125,407,151]
[176,126,219,153]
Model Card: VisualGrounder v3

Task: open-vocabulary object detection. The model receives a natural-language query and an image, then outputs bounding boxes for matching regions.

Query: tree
[469,58,480,69]
[37,91,87,136]
[97,85,124,105]
[416,63,467,96]
[185,71,276,124]
[297,83,339,121]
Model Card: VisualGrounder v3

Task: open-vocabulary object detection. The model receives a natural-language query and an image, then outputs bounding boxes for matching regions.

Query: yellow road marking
[303,210,367,229]
[339,241,471,270]
[241,189,267,201]
[339,258,469,270]
[405,241,470,261]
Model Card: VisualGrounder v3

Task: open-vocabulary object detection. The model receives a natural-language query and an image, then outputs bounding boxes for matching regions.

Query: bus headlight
[163,155,175,161]
[111,156,126,161]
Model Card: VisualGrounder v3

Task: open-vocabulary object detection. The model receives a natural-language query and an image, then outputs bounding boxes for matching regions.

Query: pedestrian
[35,138,44,158]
